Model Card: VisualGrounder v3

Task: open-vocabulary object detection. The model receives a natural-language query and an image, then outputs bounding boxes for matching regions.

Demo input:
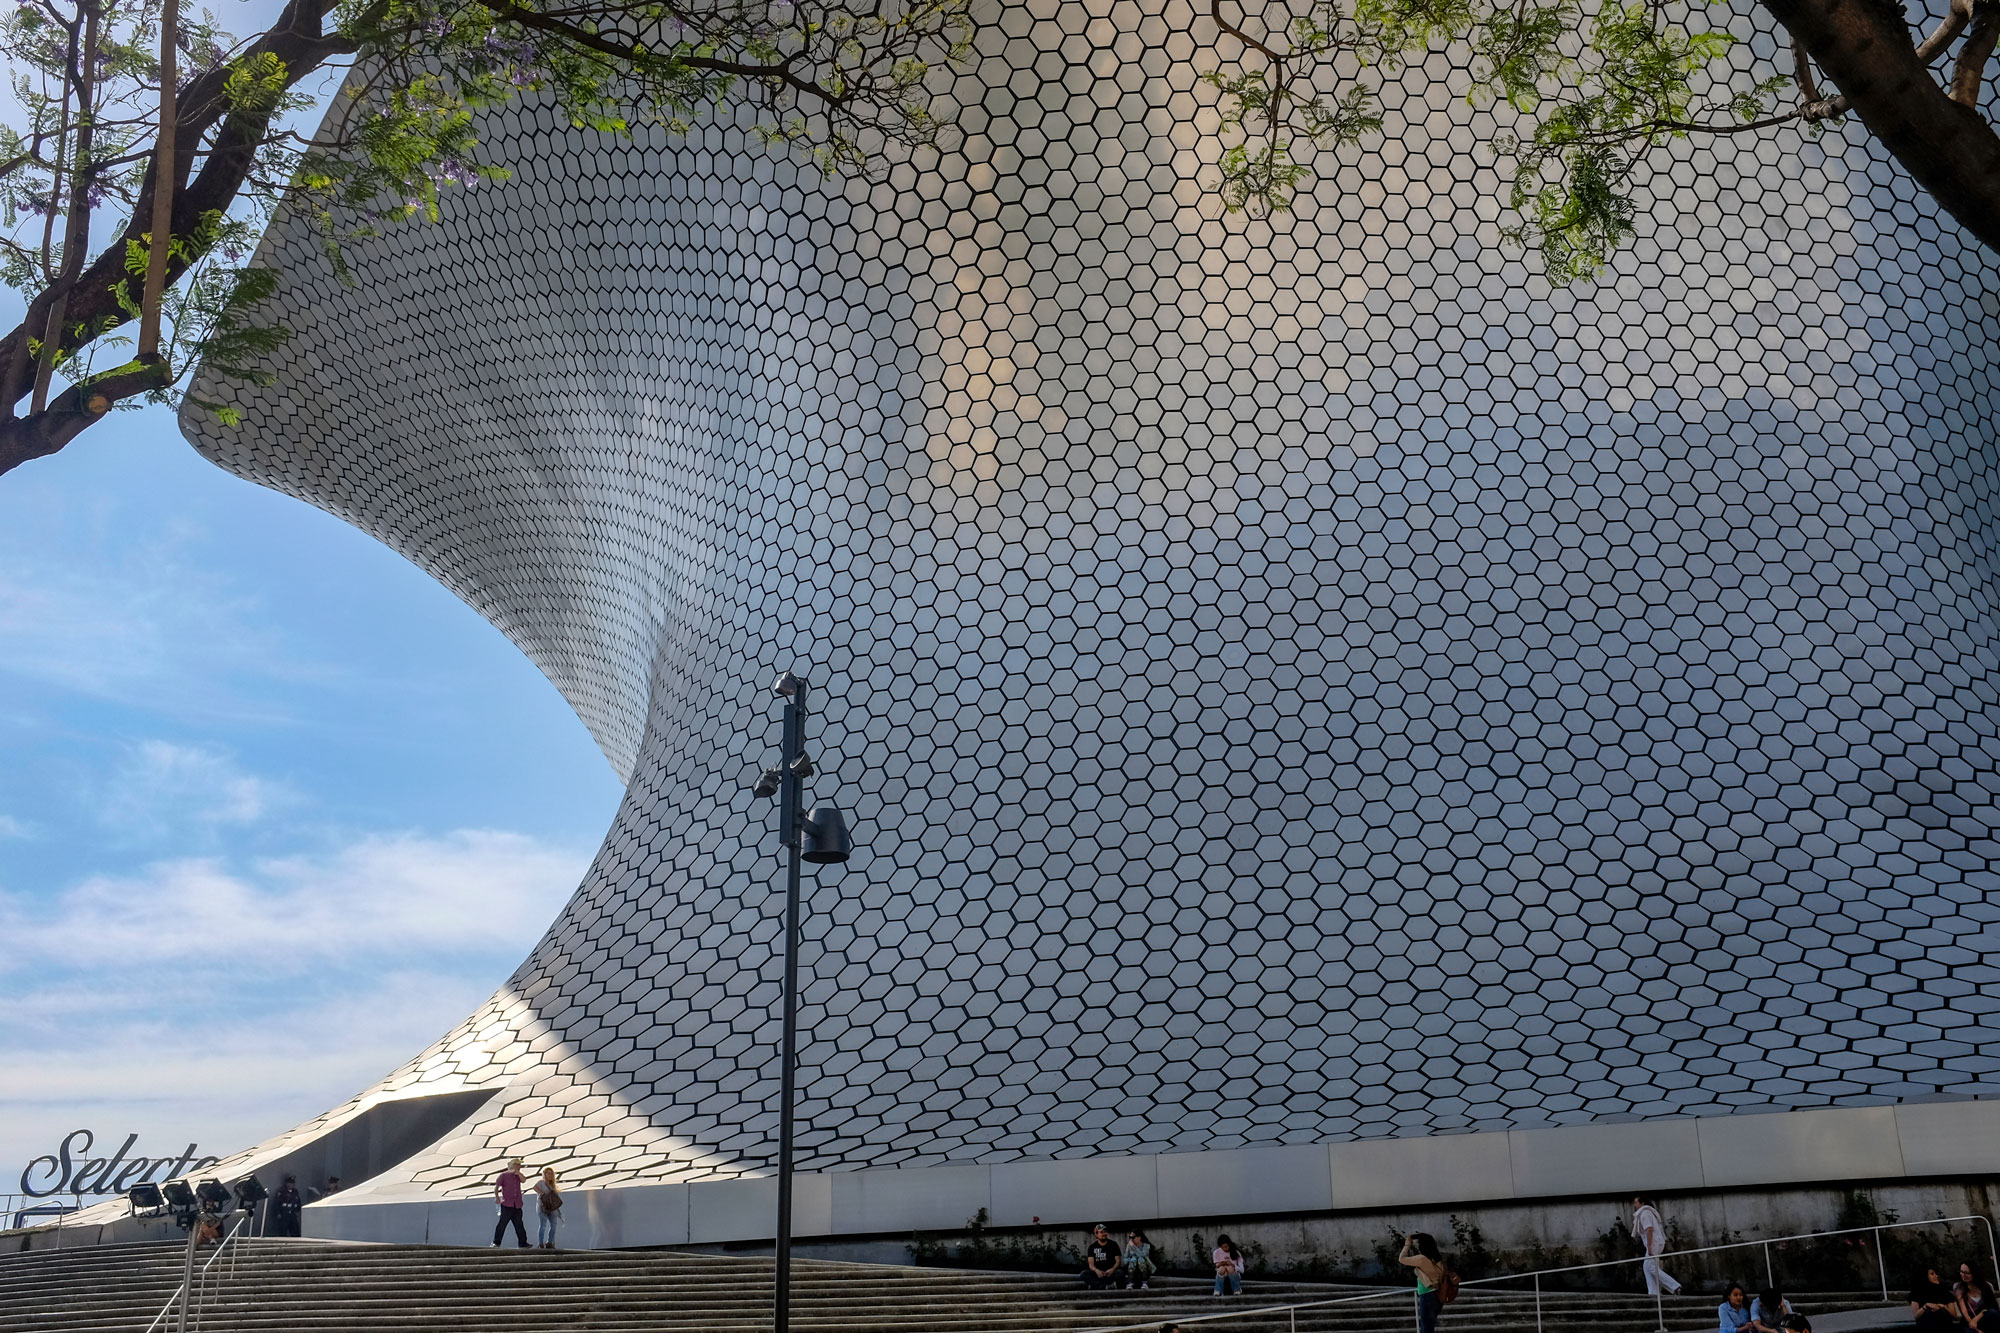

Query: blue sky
[0,401,625,1197]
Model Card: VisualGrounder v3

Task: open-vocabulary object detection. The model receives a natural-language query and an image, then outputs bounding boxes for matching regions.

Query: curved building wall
[181,0,2000,1205]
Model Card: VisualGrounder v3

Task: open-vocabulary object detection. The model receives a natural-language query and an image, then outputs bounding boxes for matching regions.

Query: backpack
[1438,1267,1461,1305]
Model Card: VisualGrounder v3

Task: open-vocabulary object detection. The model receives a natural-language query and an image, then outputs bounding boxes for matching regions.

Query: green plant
[1449,1215,1496,1280]
[1374,1226,1410,1283]
[910,1208,1083,1274]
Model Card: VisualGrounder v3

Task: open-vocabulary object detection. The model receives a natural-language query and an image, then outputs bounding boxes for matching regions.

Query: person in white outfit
[1633,1196,1682,1296]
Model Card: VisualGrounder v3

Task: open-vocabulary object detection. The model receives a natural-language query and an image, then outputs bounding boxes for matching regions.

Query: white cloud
[0,548,310,723]
[101,740,286,835]
[0,828,592,1192]
[0,828,585,973]
[0,814,27,839]
[0,973,507,1194]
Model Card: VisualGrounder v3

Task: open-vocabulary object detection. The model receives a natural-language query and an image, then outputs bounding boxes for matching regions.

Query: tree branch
[0,359,170,478]
[1209,0,1290,63]
[138,0,178,361]
[1758,0,2000,254]
[1950,0,1999,103]
[470,0,847,107]
[0,0,354,404]
[1794,35,1824,99]
[1914,0,1970,61]
[33,0,102,415]
[0,143,55,181]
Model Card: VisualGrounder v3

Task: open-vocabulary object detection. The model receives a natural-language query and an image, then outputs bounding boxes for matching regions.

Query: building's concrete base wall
[19,1099,2000,1293]
[290,1100,2000,1255]
[895,1180,2000,1287]
[295,1174,1999,1296]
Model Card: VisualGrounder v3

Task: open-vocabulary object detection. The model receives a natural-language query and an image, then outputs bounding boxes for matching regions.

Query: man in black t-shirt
[1081,1224,1123,1289]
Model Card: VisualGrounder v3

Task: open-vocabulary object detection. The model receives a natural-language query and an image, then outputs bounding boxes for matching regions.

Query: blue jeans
[538,1211,560,1245]
[1417,1289,1442,1333]
[1215,1272,1241,1295]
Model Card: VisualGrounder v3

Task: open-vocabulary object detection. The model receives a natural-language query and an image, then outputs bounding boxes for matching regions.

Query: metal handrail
[1073,1213,2000,1333]
[3,1192,87,1235]
[140,1213,253,1333]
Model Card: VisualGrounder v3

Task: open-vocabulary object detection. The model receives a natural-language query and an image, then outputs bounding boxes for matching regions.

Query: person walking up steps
[492,1159,530,1248]
[1633,1196,1682,1296]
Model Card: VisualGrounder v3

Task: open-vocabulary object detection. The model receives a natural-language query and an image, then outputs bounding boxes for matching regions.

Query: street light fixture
[750,669,852,1333]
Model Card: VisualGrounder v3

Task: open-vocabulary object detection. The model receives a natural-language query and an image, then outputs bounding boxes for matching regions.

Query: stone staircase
[0,1239,1894,1333]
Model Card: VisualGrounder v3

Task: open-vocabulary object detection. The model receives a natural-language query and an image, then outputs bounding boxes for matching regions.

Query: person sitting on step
[1122,1230,1155,1289]
[1212,1234,1242,1297]
[1082,1224,1123,1289]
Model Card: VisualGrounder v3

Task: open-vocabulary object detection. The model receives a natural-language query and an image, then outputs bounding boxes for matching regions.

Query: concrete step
[0,1239,1893,1333]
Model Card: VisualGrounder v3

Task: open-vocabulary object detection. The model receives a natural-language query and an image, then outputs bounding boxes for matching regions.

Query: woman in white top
[533,1167,563,1250]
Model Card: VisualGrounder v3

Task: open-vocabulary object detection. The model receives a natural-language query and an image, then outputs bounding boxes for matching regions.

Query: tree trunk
[31,0,101,414]
[0,0,351,411]
[1759,0,2000,255]
[138,0,178,363]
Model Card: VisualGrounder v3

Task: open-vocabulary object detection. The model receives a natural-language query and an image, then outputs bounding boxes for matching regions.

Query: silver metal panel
[1895,1100,2000,1177]
[1695,1106,1907,1186]
[1328,1131,1516,1209]
[579,1182,693,1248]
[1156,1143,1337,1218]
[287,1102,2000,1245]
[830,1163,995,1235]
[178,0,2000,1209]
[1507,1119,1706,1197]
[692,1175,833,1242]
[991,1155,1163,1228]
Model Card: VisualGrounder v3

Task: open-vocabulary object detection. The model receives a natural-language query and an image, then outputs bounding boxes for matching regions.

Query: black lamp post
[751,669,852,1333]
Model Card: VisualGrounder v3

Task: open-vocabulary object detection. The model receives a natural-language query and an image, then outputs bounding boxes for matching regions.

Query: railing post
[1535,1271,1543,1333]
[1654,1282,1664,1333]
[1764,1241,1774,1291]
[1876,1228,1889,1304]
[174,1220,197,1333]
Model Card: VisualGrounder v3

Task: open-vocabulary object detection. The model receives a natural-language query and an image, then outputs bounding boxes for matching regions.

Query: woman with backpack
[533,1167,563,1249]
[1400,1232,1454,1333]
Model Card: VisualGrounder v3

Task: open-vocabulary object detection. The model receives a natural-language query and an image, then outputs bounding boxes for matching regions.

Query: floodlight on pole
[801,806,853,863]
[750,669,855,1333]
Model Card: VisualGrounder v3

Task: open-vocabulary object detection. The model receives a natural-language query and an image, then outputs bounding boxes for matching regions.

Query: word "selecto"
[19,1129,219,1197]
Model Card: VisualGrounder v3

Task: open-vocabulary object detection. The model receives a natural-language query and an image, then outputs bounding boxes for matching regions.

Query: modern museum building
[39,0,2000,1259]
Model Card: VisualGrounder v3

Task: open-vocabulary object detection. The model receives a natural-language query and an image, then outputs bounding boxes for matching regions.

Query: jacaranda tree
[0,0,1992,481]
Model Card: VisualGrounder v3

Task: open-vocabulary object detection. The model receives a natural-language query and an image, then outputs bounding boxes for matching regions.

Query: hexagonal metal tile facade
[183,0,2000,1198]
